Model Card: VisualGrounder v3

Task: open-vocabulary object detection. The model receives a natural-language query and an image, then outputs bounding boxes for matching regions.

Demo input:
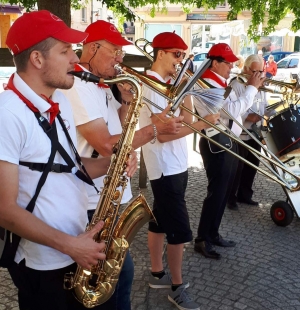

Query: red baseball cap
[6,10,88,56]
[208,43,239,62]
[83,20,132,46]
[152,32,188,50]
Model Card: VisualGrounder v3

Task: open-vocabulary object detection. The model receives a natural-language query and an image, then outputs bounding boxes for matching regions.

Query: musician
[227,54,276,210]
[139,32,220,310]
[194,43,264,259]
[0,11,138,310]
[63,21,183,309]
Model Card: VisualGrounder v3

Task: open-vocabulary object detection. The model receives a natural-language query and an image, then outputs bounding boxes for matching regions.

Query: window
[81,7,87,23]
[194,53,207,61]
[277,59,289,69]
[288,59,299,69]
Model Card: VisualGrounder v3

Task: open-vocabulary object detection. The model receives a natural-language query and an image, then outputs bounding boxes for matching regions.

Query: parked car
[273,53,300,82]
[263,51,293,63]
[193,52,208,71]
[0,67,16,93]
[192,42,215,55]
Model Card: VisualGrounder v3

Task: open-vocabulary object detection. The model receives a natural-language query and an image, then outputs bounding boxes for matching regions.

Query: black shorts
[148,171,193,245]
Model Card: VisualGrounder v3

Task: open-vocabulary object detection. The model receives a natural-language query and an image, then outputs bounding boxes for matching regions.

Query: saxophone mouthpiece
[68,71,101,84]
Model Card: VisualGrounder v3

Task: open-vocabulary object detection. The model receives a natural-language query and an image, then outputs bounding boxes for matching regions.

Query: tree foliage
[4,0,300,40]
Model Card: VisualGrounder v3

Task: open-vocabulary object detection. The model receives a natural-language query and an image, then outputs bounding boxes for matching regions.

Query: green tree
[4,0,300,40]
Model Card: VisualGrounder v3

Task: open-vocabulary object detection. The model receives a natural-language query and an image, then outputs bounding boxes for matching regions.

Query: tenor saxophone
[64,71,155,308]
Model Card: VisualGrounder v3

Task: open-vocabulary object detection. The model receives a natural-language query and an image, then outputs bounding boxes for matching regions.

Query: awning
[0,4,23,14]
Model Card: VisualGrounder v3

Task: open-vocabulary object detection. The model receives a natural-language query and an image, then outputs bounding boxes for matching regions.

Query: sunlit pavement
[1,135,300,310]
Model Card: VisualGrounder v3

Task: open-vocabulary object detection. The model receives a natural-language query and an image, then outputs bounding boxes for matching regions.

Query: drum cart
[261,96,300,227]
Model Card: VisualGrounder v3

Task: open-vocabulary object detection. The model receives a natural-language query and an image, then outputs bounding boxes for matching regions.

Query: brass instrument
[64,71,155,308]
[128,39,300,191]
[235,73,297,94]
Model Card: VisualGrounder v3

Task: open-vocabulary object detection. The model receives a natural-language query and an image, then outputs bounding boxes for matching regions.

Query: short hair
[243,54,264,72]
[13,37,58,72]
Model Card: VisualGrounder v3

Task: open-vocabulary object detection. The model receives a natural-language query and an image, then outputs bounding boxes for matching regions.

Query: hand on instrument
[246,113,261,123]
[152,105,184,135]
[125,149,138,177]
[117,82,134,102]
[192,113,220,131]
[69,221,106,269]
[247,71,265,89]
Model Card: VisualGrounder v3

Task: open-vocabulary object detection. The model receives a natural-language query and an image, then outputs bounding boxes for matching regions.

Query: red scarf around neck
[201,69,227,88]
[5,74,59,124]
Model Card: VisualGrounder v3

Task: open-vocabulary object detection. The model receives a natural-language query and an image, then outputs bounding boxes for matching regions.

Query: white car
[193,52,208,71]
[274,53,300,82]
[0,67,16,93]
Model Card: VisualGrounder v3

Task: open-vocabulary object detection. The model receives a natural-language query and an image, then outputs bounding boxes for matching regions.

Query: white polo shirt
[230,79,269,141]
[139,70,188,181]
[63,67,132,209]
[0,73,88,270]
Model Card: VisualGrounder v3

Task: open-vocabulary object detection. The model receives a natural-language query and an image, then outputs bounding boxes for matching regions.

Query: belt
[19,161,73,173]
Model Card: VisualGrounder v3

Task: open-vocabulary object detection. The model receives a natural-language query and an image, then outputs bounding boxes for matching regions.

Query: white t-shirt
[0,73,88,270]
[139,70,188,181]
[64,69,132,209]
[231,79,269,141]
[195,70,258,136]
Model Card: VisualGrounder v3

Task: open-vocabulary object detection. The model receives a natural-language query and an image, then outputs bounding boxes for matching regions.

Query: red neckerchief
[5,74,59,124]
[201,69,227,88]
[74,64,110,88]
[146,74,171,84]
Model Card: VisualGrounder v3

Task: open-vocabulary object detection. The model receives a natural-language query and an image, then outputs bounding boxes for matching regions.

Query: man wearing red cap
[0,10,138,310]
[193,43,264,260]
[63,21,184,309]
[139,32,220,310]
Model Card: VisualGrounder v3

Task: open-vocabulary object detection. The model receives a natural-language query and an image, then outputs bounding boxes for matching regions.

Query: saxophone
[64,71,155,308]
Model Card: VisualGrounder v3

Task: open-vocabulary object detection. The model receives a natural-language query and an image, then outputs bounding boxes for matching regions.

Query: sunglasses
[221,60,234,66]
[250,68,264,74]
[164,50,186,59]
[94,43,126,58]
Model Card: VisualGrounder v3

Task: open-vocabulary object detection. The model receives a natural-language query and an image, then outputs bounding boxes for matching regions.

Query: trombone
[130,38,300,191]
[235,73,297,95]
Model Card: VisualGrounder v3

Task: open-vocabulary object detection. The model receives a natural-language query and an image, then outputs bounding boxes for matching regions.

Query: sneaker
[149,272,172,288]
[149,272,189,289]
[168,284,200,310]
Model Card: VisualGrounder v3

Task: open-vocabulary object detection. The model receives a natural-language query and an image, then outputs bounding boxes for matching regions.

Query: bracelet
[150,124,157,144]
[122,99,131,105]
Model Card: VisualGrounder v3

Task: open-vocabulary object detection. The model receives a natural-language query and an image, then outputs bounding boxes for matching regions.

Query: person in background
[257,50,266,72]
[193,43,264,260]
[0,10,138,310]
[231,55,244,74]
[265,55,277,79]
[139,31,220,310]
[63,20,183,310]
[227,54,276,210]
[188,53,195,72]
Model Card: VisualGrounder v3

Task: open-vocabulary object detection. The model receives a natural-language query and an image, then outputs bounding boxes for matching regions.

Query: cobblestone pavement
[1,145,300,310]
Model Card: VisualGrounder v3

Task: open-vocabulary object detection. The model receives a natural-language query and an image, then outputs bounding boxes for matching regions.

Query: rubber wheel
[270,200,294,227]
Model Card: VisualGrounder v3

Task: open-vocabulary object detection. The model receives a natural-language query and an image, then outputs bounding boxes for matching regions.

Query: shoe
[211,235,236,247]
[149,272,172,288]
[237,198,258,205]
[168,284,200,310]
[194,241,221,260]
[149,272,189,289]
[227,202,238,210]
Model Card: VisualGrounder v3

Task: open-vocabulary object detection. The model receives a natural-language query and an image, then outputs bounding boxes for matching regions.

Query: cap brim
[106,36,133,46]
[224,54,239,62]
[53,28,88,44]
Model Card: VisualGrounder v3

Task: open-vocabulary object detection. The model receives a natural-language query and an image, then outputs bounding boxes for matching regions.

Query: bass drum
[267,107,300,156]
